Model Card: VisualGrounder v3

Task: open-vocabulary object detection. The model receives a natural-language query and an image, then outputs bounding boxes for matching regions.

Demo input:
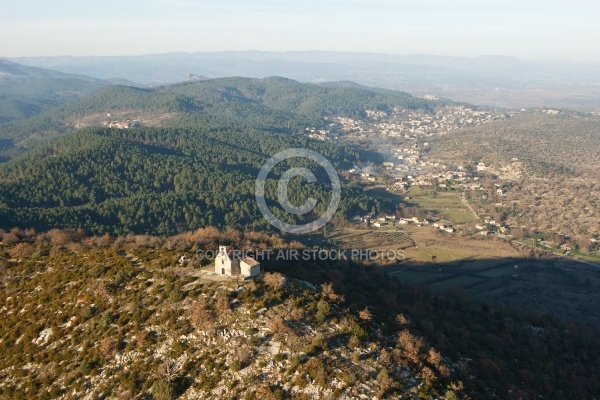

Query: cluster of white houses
[353,212,516,237]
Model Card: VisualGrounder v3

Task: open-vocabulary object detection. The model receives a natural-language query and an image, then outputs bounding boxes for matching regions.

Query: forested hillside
[0,75,442,154]
[0,75,444,235]
[168,76,437,117]
[0,59,109,124]
[0,126,389,235]
[428,112,600,239]
[430,112,600,177]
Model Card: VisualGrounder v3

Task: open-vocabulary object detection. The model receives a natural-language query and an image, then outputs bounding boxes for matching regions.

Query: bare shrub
[263,272,286,290]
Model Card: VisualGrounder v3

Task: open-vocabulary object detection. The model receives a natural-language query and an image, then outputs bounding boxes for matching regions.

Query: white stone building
[214,246,260,278]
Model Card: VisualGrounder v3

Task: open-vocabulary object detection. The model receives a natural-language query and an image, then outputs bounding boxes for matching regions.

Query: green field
[406,187,476,223]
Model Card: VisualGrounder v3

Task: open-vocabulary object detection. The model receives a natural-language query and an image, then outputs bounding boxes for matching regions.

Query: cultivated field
[328,228,415,250]
[405,187,477,224]
[400,225,520,263]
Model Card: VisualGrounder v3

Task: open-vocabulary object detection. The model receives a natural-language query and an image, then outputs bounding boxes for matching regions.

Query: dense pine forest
[0,126,394,235]
[0,58,110,124]
[0,76,439,235]
[0,76,442,147]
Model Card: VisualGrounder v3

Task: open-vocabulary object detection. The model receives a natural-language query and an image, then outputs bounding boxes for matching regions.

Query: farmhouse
[214,246,260,278]
[373,221,388,228]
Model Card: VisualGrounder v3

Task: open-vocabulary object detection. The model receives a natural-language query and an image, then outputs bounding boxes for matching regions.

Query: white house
[214,246,260,278]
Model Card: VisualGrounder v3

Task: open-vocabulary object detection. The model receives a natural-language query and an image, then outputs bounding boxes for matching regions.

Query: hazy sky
[1,0,599,62]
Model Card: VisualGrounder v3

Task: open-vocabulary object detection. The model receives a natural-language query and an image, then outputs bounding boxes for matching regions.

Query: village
[304,104,508,141]
[337,105,507,139]
[305,103,514,181]
[306,103,515,186]
[301,104,599,256]
[316,103,514,238]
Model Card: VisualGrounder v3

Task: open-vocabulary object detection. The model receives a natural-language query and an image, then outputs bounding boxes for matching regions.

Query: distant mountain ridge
[0,59,116,124]
[11,51,600,109]
[0,58,103,81]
